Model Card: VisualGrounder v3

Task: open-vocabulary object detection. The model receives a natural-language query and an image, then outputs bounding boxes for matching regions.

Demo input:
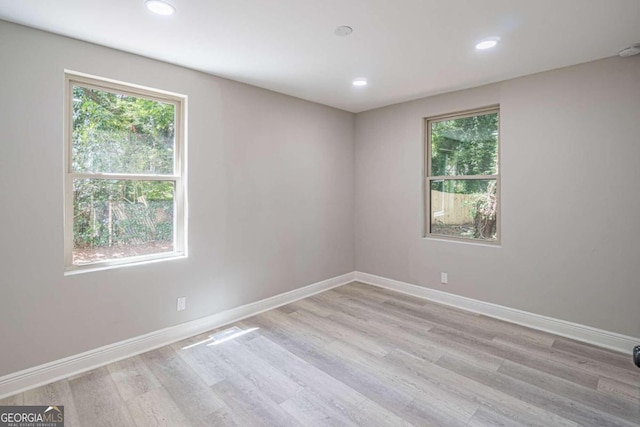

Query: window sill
[423,236,501,248]
[64,252,187,276]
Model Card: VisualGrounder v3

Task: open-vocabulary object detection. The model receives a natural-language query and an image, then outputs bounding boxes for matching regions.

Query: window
[425,106,499,243]
[64,72,187,271]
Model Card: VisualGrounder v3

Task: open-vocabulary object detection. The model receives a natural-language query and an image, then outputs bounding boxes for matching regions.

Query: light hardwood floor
[2,282,639,426]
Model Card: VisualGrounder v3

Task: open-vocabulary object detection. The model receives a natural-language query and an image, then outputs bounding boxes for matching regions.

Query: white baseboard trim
[0,272,355,400]
[354,271,638,355]
[2,269,636,399]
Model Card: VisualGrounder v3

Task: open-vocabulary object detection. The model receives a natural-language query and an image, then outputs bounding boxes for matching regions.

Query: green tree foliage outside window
[428,110,499,241]
[72,86,177,264]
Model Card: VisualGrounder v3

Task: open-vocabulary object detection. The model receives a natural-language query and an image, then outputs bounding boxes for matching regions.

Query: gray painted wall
[1,19,639,379]
[355,55,640,338]
[0,21,355,376]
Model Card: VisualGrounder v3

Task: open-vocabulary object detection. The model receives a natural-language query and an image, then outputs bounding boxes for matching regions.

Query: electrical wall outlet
[440,272,448,284]
[177,297,186,311]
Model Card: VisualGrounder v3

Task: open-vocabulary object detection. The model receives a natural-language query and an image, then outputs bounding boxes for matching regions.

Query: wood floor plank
[171,332,236,386]
[429,326,600,389]
[401,397,470,427]
[247,317,415,415]
[467,405,530,427]
[360,286,554,349]
[140,346,225,426]
[245,335,411,426]
[68,367,136,427]
[206,338,303,404]
[348,282,440,308]
[473,314,557,347]
[327,310,444,362]
[493,336,640,387]
[361,284,553,347]
[552,337,637,371]
[211,374,301,427]
[255,309,335,347]
[107,355,161,402]
[420,326,505,371]
[486,330,556,350]
[244,336,362,406]
[597,377,640,403]
[289,308,390,357]
[23,379,81,427]
[126,387,192,427]
[313,290,451,368]
[312,290,438,331]
[323,340,480,425]
[204,404,248,427]
[382,299,498,340]
[279,389,354,427]
[331,283,390,303]
[353,398,413,427]
[385,351,576,427]
[277,303,299,314]
[498,359,640,423]
[386,350,577,427]
[285,298,333,317]
[437,354,636,427]
[5,282,638,426]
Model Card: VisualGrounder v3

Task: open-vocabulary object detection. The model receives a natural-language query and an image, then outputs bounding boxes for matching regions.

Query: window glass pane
[430,179,497,241]
[430,112,498,176]
[73,179,175,265]
[72,86,175,174]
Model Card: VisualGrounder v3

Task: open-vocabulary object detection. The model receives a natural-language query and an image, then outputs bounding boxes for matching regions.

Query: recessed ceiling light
[145,0,175,15]
[335,26,353,37]
[475,37,500,50]
[352,78,368,87]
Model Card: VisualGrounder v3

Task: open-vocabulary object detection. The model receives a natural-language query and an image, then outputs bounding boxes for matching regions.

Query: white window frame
[424,105,500,244]
[64,71,187,273]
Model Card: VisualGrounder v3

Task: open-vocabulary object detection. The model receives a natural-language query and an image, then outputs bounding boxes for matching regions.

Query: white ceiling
[1,0,639,112]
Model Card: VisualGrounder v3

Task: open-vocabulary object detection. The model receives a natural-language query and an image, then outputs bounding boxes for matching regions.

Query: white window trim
[64,71,188,273]
[423,105,501,245]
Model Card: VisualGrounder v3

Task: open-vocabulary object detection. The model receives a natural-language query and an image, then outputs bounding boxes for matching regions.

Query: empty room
[1,1,639,426]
